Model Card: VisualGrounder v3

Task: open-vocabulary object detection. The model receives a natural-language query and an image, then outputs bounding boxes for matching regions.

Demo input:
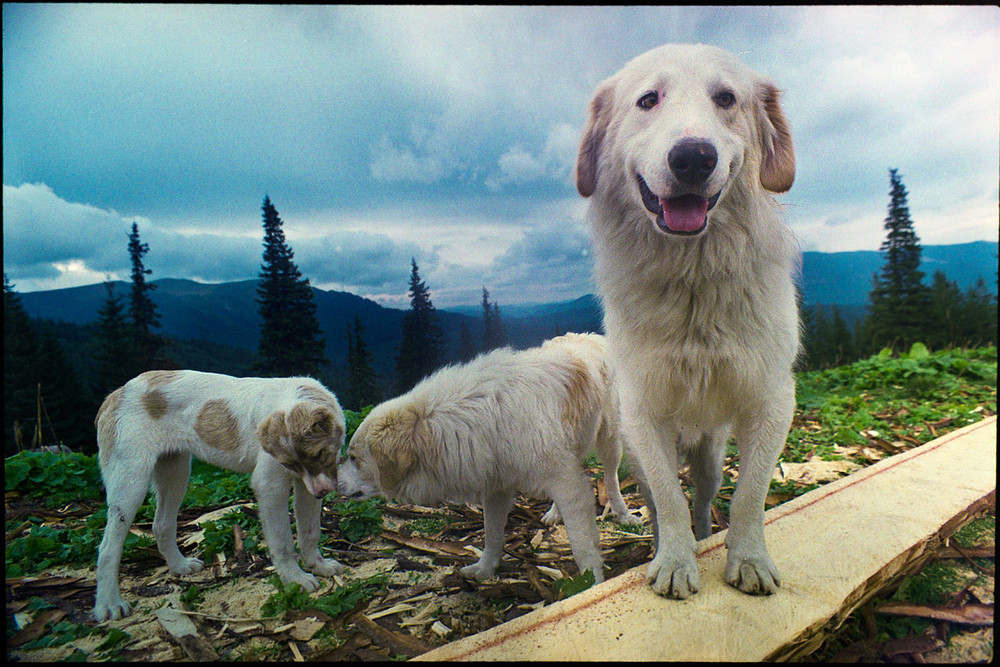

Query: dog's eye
[713,91,736,109]
[636,91,659,110]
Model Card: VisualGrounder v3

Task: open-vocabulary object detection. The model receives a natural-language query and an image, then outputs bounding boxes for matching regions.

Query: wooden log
[416,416,996,662]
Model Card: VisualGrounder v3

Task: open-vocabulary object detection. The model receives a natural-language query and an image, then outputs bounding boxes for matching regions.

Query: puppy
[338,334,622,583]
[93,370,346,622]
[576,44,799,598]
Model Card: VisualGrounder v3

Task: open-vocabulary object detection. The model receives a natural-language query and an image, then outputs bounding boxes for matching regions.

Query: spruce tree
[93,281,139,393]
[481,287,508,352]
[829,306,854,366]
[346,315,379,410]
[254,196,328,377]
[866,169,931,352]
[127,222,167,370]
[457,320,477,363]
[395,259,444,393]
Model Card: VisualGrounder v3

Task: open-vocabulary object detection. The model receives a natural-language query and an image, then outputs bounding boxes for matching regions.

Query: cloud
[485,123,579,191]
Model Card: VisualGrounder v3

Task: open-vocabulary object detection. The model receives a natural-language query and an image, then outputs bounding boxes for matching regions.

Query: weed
[259,574,387,618]
[336,497,384,543]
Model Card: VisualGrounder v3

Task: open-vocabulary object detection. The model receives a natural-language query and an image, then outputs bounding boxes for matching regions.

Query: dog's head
[258,402,345,498]
[575,43,794,237]
[337,400,431,500]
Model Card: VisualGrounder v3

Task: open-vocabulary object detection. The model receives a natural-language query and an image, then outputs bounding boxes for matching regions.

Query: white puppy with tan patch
[576,44,799,599]
[338,334,630,583]
[93,370,347,622]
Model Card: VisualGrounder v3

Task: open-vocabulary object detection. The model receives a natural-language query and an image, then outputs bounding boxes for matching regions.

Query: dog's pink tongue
[660,195,709,233]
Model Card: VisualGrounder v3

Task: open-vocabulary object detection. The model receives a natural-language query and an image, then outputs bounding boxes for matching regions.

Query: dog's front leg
[460,490,514,580]
[724,383,794,595]
[251,465,320,592]
[292,479,346,578]
[621,406,700,598]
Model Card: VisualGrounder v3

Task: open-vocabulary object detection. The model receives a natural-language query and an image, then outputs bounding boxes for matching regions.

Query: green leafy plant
[199,509,263,559]
[259,574,387,618]
[553,569,596,599]
[4,451,104,506]
[336,497,384,543]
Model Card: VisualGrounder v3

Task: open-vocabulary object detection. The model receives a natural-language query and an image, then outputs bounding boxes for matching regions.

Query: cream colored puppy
[93,370,346,622]
[338,334,625,583]
[576,44,799,598]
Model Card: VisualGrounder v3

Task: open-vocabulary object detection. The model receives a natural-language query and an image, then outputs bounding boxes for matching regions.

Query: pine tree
[254,196,328,377]
[481,287,508,352]
[829,306,854,366]
[395,259,445,393]
[457,320,477,363]
[346,316,379,410]
[127,222,167,370]
[93,280,139,394]
[866,169,931,352]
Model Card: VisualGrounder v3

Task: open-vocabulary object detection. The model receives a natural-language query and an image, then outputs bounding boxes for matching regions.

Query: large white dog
[575,43,799,598]
[338,334,635,584]
[93,370,347,621]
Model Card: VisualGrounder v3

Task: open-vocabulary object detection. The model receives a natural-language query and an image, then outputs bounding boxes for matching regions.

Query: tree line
[3,196,510,455]
[5,177,997,454]
[800,169,997,370]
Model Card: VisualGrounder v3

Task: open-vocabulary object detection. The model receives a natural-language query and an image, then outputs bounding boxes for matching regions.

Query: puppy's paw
[540,504,561,526]
[612,509,642,526]
[280,569,321,593]
[93,597,131,622]
[169,556,204,576]
[646,553,700,599]
[459,561,497,581]
[308,557,347,577]
[724,552,781,595]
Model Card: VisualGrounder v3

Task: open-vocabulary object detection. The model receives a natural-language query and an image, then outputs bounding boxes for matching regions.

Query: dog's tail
[95,387,125,469]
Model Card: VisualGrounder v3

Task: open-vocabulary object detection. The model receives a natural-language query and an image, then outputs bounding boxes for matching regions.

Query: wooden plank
[416,416,996,662]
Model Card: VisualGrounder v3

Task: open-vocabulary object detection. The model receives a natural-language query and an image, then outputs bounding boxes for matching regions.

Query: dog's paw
[308,557,347,577]
[646,553,700,599]
[459,561,497,581]
[540,504,561,526]
[280,569,321,593]
[169,556,204,576]
[93,597,131,622]
[612,509,642,526]
[724,552,781,595]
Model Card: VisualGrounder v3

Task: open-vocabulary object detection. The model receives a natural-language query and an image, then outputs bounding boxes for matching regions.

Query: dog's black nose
[668,140,718,185]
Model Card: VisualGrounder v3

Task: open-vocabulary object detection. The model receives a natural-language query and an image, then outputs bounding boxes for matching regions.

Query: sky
[3,5,998,309]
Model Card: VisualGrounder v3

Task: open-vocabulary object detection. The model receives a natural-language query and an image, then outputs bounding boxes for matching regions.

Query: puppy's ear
[289,403,338,439]
[259,410,296,464]
[575,80,616,198]
[758,82,795,193]
[368,406,430,491]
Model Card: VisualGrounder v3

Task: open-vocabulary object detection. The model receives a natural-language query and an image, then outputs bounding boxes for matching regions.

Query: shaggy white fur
[576,43,800,598]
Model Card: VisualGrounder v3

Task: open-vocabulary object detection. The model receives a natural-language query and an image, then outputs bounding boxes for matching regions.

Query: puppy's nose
[668,139,718,185]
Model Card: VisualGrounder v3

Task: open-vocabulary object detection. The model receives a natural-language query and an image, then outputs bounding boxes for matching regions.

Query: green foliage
[183,460,254,508]
[336,497,384,543]
[5,450,103,505]
[553,569,596,599]
[199,509,264,559]
[259,574,387,618]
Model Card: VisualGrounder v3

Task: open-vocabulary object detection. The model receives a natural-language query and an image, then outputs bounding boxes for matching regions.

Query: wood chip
[155,606,220,661]
[875,601,994,625]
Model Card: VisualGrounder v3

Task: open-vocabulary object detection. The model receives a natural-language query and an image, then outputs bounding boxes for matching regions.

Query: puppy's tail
[95,387,125,469]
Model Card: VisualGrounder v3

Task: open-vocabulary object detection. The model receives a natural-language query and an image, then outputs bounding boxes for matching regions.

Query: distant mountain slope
[17,242,997,373]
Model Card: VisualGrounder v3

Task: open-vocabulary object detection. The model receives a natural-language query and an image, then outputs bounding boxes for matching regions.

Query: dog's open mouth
[637,175,720,236]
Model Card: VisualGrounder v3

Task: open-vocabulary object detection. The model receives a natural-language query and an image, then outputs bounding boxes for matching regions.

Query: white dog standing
[93,370,347,622]
[338,334,633,584]
[576,44,799,598]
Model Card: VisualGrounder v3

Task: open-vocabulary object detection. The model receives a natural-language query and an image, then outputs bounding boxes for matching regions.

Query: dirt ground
[7,473,994,662]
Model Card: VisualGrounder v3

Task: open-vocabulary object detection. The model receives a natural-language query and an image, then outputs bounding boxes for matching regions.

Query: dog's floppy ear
[289,403,339,440]
[368,406,431,491]
[259,410,298,466]
[575,80,616,198]
[758,82,795,193]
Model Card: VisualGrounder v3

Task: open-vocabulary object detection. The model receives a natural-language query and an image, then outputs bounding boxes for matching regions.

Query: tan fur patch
[296,384,339,412]
[194,399,241,451]
[287,403,341,476]
[369,407,428,492]
[140,389,168,420]
[561,358,596,432]
[141,370,179,390]
[95,387,124,468]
